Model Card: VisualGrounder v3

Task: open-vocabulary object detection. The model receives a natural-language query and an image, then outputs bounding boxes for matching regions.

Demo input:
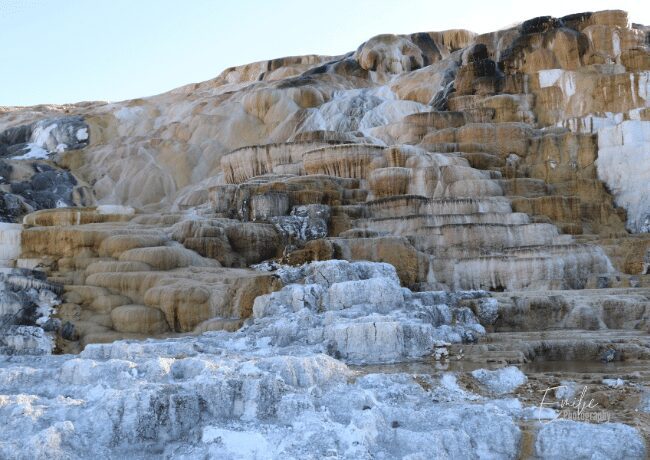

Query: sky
[1,0,648,106]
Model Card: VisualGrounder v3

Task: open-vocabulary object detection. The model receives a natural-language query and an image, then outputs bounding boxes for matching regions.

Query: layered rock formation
[1,8,650,459]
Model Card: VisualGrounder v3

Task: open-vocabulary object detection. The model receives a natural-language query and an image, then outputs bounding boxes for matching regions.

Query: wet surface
[352,347,650,451]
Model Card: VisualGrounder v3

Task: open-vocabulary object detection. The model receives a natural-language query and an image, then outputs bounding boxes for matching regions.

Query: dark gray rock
[601,348,618,363]
[9,165,78,210]
[0,160,92,222]
[0,268,61,354]
[0,115,89,159]
[0,160,12,182]
[0,123,32,146]
[477,297,499,325]
[0,325,53,355]
[0,192,29,222]
[60,321,79,341]
[271,204,330,242]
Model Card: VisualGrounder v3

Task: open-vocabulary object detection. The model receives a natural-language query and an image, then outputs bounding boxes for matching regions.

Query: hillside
[0,9,649,459]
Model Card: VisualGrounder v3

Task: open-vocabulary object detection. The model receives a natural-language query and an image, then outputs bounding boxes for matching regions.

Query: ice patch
[554,381,578,400]
[638,71,649,101]
[559,112,625,134]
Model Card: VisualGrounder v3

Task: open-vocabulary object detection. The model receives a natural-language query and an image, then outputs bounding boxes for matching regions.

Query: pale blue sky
[1,0,648,106]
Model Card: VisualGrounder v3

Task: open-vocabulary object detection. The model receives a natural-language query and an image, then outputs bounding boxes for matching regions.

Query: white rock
[554,381,578,400]
[201,427,271,457]
[640,392,650,413]
[326,277,403,312]
[471,366,527,395]
[535,421,646,460]
[603,378,625,387]
[0,326,53,355]
[13,144,50,160]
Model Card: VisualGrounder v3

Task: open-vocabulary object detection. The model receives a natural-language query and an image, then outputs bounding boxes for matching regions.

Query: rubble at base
[0,260,646,459]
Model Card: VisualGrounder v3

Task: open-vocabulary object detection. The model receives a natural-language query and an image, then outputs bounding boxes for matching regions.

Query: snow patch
[536,421,645,460]
[75,127,88,141]
[13,144,50,160]
[0,345,524,459]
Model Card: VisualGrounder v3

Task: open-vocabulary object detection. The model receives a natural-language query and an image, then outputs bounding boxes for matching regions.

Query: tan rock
[111,305,169,334]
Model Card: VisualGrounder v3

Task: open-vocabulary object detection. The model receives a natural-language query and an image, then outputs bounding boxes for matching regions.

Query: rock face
[0,117,94,221]
[1,8,650,459]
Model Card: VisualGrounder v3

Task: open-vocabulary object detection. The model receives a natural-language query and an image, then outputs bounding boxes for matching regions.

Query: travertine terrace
[1,9,650,459]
